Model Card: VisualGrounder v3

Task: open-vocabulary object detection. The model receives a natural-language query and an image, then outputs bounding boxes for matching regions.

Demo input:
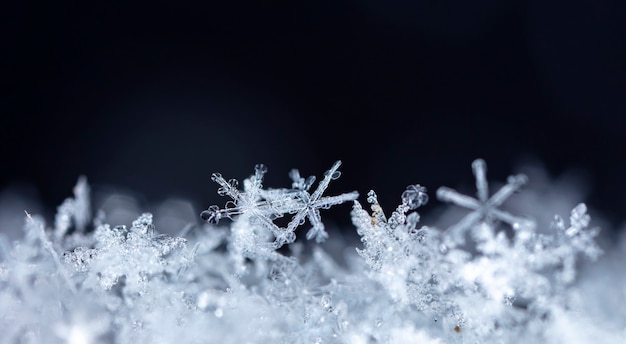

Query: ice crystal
[54,175,91,239]
[0,158,623,344]
[201,160,359,249]
[436,159,535,246]
[351,159,610,342]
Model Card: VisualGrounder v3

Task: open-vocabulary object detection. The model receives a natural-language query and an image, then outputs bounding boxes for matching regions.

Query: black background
[3,1,625,234]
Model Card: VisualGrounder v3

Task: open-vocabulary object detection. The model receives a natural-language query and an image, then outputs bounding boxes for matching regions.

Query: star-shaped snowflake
[201,160,358,247]
[436,159,535,245]
[284,160,359,243]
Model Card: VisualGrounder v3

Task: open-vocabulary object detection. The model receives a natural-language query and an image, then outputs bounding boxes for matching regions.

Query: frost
[0,158,622,344]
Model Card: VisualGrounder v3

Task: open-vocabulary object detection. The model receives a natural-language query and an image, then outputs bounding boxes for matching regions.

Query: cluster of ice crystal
[0,159,624,343]
[201,160,359,250]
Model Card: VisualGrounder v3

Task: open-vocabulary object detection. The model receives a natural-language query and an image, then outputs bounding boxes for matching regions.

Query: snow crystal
[0,158,621,344]
[201,160,358,249]
[436,158,536,246]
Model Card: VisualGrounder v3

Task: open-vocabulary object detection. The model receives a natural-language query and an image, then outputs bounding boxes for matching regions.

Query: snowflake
[436,158,535,246]
[282,160,360,243]
[0,157,620,344]
[201,160,358,248]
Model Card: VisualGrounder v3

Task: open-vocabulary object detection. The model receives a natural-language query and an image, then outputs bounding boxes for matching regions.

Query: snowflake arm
[289,168,316,191]
[311,160,342,200]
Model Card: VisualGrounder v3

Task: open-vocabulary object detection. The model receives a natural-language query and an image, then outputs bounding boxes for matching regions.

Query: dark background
[2,1,625,234]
